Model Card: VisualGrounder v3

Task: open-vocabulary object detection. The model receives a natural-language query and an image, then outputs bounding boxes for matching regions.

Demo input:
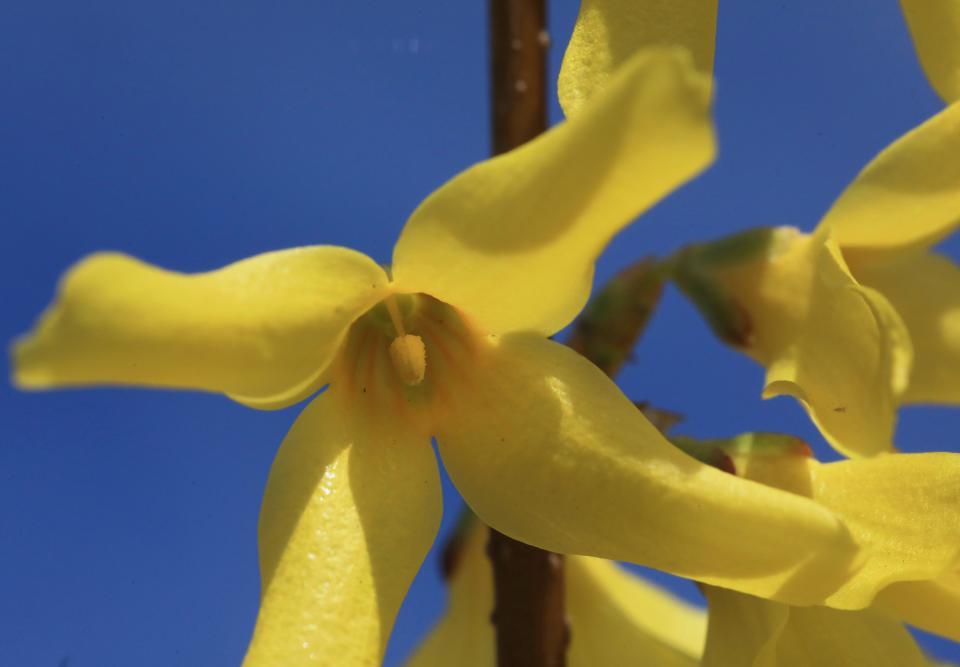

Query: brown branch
[486,1,567,666]
[489,0,549,155]
[487,532,568,667]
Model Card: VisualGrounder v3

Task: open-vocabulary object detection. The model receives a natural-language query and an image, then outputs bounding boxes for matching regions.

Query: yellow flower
[679,100,960,457]
[14,49,893,664]
[408,521,706,667]
[688,433,960,665]
[900,0,960,103]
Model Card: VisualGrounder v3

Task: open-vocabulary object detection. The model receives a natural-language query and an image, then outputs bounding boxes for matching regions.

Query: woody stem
[486,1,568,666]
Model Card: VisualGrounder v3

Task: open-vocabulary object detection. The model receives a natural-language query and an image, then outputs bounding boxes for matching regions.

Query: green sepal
[669,227,782,347]
[671,431,812,478]
[567,256,668,377]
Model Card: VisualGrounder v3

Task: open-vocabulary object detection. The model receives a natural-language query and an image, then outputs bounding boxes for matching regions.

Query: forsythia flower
[14,50,897,665]
[408,521,706,667]
[682,433,960,665]
[680,101,960,456]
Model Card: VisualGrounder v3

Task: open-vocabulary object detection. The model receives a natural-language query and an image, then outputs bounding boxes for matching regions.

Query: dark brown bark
[489,0,549,155]
[486,2,567,666]
[487,531,569,667]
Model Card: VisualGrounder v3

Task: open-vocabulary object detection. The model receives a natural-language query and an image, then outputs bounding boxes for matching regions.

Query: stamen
[389,334,426,386]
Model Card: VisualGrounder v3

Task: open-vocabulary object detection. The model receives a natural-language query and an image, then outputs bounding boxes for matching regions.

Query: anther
[389,334,427,386]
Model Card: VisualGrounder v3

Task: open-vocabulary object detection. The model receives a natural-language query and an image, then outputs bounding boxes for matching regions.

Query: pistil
[384,295,408,336]
[384,295,427,386]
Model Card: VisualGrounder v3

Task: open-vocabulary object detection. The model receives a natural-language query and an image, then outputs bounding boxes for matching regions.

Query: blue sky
[2,1,958,664]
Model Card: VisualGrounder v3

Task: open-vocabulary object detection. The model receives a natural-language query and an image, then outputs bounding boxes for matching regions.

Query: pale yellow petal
[819,102,960,252]
[900,0,960,103]
[404,525,494,667]
[245,390,442,666]
[876,571,960,642]
[12,247,390,410]
[703,586,927,667]
[435,333,861,606]
[567,558,704,666]
[774,605,927,667]
[701,586,788,667]
[558,0,718,117]
[408,521,704,667]
[853,251,960,404]
[392,48,714,336]
[714,233,911,456]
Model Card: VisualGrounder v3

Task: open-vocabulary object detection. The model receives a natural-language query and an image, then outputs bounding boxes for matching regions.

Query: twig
[486,2,567,666]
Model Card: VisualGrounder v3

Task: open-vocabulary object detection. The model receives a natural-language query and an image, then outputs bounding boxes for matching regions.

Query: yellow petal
[392,48,714,336]
[812,454,960,609]
[408,522,705,667]
[724,439,960,610]
[12,247,389,409]
[558,0,718,117]
[435,333,861,606]
[876,571,960,642]
[567,558,704,666]
[818,102,960,252]
[714,233,911,456]
[853,251,960,404]
[245,390,442,666]
[900,0,960,103]
[703,586,928,667]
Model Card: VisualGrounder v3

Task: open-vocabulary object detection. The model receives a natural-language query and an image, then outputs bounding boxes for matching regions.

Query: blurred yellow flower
[703,586,931,667]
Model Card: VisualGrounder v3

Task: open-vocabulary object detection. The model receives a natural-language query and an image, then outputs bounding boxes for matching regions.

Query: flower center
[331,293,478,428]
